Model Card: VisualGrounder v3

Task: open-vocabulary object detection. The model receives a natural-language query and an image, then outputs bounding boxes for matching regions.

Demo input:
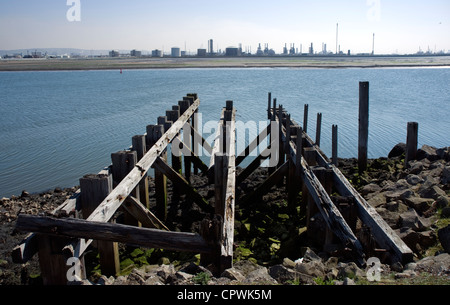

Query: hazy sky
[1,0,449,54]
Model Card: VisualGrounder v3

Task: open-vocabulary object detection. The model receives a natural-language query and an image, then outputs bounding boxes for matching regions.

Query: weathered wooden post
[277,104,285,187]
[303,104,309,133]
[316,113,322,147]
[332,125,338,166]
[167,107,182,198]
[268,98,277,176]
[179,99,192,180]
[111,150,140,226]
[359,81,369,173]
[79,173,120,277]
[214,153,226,216]
[405,122,419,167]
[267,92,272,119]
[153,124,168,221]
[132,135,149,209]
[287,119,300,212]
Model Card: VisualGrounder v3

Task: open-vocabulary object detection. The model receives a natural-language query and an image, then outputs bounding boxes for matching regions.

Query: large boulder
[388,143,406,159]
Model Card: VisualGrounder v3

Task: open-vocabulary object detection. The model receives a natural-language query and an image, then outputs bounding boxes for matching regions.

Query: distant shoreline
[1,55,450,71]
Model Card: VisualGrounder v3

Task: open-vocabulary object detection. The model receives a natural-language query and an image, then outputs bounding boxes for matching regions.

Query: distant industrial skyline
[1,0,449,55]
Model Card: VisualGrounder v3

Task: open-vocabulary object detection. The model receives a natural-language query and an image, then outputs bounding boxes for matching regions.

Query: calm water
[0,68,449,198]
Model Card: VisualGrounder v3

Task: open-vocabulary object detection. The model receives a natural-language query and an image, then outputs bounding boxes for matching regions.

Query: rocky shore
[1,143,449,285]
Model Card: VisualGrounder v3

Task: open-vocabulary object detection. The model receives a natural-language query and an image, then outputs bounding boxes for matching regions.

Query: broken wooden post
[332,125,338,166]
[359,81,369,173]
[79,173,120,277]
[405,122,418,167]
[316,113,322,147]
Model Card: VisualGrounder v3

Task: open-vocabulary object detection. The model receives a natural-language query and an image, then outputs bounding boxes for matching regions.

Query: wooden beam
[241,161,289,205]
[236,123,271,166]
[16,214,212,254]
[153,156,212,213]
[236,145,271,185]
[123,196,169,231]
[331,167,413,264]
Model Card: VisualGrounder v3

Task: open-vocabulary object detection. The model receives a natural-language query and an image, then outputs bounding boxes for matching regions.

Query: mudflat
[1,55,450,71]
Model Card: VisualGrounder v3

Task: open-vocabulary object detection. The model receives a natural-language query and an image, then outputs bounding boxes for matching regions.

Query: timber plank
[16,214,212,254]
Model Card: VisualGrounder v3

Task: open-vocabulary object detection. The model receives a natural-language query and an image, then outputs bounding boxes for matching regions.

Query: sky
[0,0,449,55]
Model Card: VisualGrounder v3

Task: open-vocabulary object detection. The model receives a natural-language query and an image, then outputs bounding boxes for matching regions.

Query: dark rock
[416,145,439,162]
[361,183,381,195]
[268,265,298,283]
[406,174,424,186]
[420,185,446,200]
[399,208,430,232]
[441,207,450,218]
[404,197,434,214]
[20,190,30,198]
[388,143,406,159]
[438,225,450,254]
[436,147,450,161]
[442,166,450,185]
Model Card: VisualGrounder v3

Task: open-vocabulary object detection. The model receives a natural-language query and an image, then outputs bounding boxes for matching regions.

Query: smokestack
[336,23,339,55]
[372,33,375,55]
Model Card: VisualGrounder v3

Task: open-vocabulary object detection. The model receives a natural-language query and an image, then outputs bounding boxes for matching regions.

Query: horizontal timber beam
[15,214,212,254]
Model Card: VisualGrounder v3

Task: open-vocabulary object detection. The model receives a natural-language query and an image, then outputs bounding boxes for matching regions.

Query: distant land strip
[1,55,450,71]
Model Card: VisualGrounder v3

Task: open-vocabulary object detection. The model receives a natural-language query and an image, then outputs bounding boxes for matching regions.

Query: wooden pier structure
[13,88,414,284]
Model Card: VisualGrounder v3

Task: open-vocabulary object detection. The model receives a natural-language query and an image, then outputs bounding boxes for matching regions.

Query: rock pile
[340,144,450,257]
[71,247,450,285]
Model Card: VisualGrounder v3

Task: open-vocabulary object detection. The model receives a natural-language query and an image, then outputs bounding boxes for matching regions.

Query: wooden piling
[167,107,182,198]
[405,122,418,167]
[111,150,140,226]
[132,135,149,209]
[267,92,272,119]
[152,125,168,221]
[79,173,120,277]
[358,82,369,173]
[316,113,322,147]
[303,104,309,133]
[332,125,338,166]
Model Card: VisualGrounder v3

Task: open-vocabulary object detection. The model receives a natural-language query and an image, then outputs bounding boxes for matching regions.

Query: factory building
[225,47,241,57]
[197,49,207,56]
[152,49,163,57]
[171,47,181,57]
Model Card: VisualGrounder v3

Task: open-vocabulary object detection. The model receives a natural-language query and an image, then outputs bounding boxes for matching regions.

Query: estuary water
[0,67,449,198]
